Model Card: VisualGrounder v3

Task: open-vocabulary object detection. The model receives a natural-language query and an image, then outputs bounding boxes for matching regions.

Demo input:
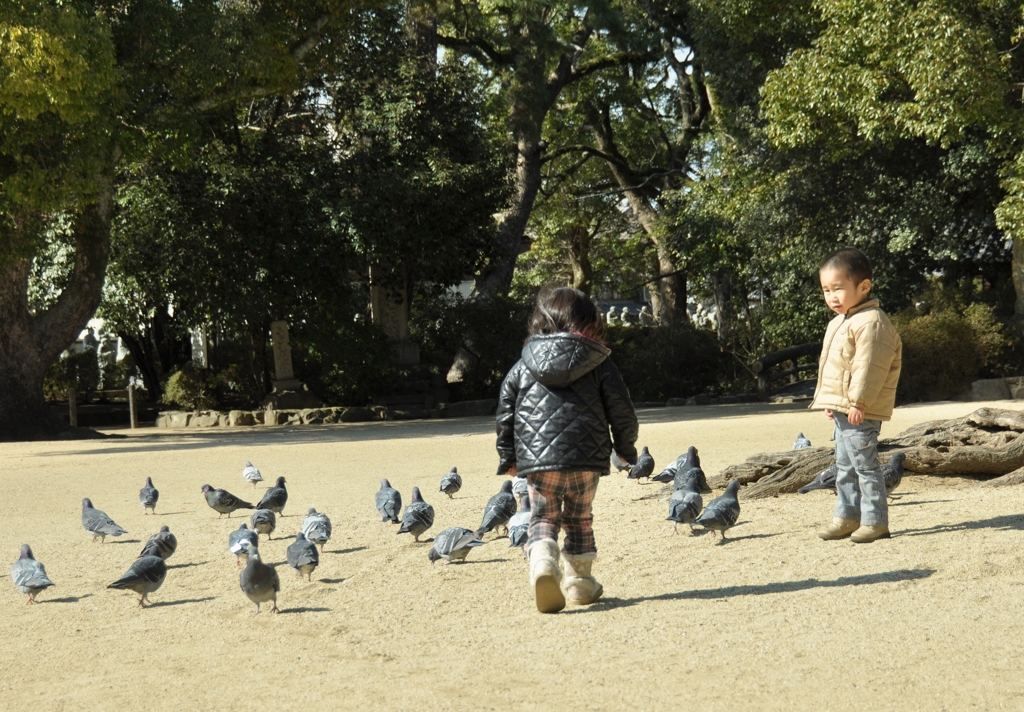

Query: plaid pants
[526,469,602,555]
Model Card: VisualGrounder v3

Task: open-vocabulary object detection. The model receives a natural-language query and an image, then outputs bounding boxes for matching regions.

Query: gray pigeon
[301,508,332,552]
[798,463,838,494]
[793,432,812,449]
[627,446,655,480]
[476,480,517,538]
[883,452,906,498]
[650,458,678,484]
[397,487,435,542]
[250,508,276,540]
[693,479,741,540]
[238,543,279,615]
[257,476,288,515]
[286,532,319,581]
[11,545,55,604]
[139,477,159,514]
[611,450,631,473]
[140,526,177,560]
[376,478,402,523]
[673,447,710,493]
[506,494,531,549]
[229,523,259,567]
[439,467,462,499]
[242,460,264,488]
[428,527,486,564]
[107,555,167,608]
[201,484,254,518]
[511,475,529,503]
[666,479,703,534]
[81,498,127,542]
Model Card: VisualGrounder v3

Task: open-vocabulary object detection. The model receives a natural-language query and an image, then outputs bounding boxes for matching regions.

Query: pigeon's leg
[253,603,261,616]
[25,595,35,605]
[319,543,325,554]
[414,535,420,543]
[268,602,278,614]
[307,572,312,582]
[218,512,223,519]
[673,523,679,535]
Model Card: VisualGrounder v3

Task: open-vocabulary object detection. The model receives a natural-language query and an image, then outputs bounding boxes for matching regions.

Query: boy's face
[819,267,871,316]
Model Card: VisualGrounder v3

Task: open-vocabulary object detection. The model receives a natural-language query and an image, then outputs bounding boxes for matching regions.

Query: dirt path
[2,400,1023,710]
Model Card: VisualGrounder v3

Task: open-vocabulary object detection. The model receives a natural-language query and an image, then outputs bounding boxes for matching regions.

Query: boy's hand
[825,408,834,421]
[506,465,518,477]
[847,406,865,425]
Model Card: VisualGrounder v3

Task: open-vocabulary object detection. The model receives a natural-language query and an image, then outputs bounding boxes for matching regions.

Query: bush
[43,349,102,401]
[162,362,217,410]
[607,324,727,401]
[297,321,398,406]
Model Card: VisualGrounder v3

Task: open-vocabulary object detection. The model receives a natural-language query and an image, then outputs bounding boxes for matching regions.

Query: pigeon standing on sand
[250,509,276,540]
[229,523,259,567]
[242,460,264,488]
[694,479,741,541]
[139,477,159,514]
[650,457,678,484]
[476,480,517,538]
[793,432,812,449]
[238,543,279,615]
[627,446,655,481]
[397,487,435,543]
[883,452,906,498]
[798,463,838,494]
[674,447,711,494]
[301,509,332,552]
[428,528,486,564]
[376,479,402,523]
[507,495,531,549]
[107,555,167,608]
[666,477,704,534]
[140,526,177,560]
[611,451,631,474]
[257,476,288,516]
[286,532,320,581]
[81,498,128,543]
[201,485,254,519]
[439,467,462,499]
[10,545,55,604]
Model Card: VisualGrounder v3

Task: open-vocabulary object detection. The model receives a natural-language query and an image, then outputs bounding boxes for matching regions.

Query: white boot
[527,539,565,613]
[561,552,602,605]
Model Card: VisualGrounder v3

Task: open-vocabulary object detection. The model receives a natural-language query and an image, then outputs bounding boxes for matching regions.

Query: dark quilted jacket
[495,333,639,476]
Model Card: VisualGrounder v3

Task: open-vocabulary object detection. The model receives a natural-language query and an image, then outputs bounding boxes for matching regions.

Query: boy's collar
[845,298,879,317]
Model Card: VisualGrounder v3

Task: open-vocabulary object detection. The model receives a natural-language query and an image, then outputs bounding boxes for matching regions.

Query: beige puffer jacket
[810,299,902,421]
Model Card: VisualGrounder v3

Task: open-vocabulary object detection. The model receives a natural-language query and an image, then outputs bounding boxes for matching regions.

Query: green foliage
[42,350,101,401]
[296,321,398,407]
[607,325,728,402]
[162,363,217,411]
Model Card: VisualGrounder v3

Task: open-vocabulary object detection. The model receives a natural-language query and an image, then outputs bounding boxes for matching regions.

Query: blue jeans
[832,412,887,527]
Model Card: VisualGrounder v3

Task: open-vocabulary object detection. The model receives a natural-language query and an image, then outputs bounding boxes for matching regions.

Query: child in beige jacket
[810,248,902,543]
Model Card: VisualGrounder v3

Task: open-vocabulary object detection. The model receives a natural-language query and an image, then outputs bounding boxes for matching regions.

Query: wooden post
[128,383,138,429]
[68,387,78,427]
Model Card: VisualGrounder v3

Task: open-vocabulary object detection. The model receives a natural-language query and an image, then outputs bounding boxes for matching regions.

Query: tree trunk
[0,183,114,441]
[567,224,593,295]
[711,270,733,341]
[117,330,162,402]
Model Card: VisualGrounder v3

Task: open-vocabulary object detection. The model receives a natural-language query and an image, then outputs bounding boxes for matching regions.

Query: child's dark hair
[528,286,604,342]
[820,247,873,284]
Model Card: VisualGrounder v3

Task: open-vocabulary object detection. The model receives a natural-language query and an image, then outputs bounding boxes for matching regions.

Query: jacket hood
[521,333,610,388]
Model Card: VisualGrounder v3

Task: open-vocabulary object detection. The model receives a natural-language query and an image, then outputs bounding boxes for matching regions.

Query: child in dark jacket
[496,287,638,613]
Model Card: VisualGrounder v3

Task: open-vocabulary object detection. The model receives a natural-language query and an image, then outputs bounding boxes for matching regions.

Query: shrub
[297,321,398,406]
[607,323,727,401]
[43,349,102,401]
[162,362,217,410]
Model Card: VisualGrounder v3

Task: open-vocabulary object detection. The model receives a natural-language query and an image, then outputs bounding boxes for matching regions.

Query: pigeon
[439,467,462,499]
[286,532,320,581]
[611,450,631,473]
[693,479,741,540]
[798,463,838,494]
[507,495,531,549]
[428,527,486,564]
[674,447,711,493]
[229,523,259,567]
[10,545,55,604]
[242,460,264,488]
[650,458,678,484]
[793,432,812,449]
[883,452,906,498]
[376,478,402,523]
[107,555,167,608]
[511,476,529,503]
[257,476,288,516]
[666,481,703,534]
[476,480,517,538]
[201,485,254,519]
[139,477,159,514]
[139,526,177,560]
[81,498,128,543]
[397,487,435,542]
[301,508,332,552]
[627,446,655,481]
[238,542,279,615]
[250,508,276,540]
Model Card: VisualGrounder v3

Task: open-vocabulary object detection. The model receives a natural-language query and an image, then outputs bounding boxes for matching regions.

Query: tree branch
[437,33,514,66]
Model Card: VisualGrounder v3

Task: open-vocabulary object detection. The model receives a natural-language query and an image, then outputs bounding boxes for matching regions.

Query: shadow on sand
[279,607,331,614]
[148,596,216,608]
[898,513,1024,537]
[44,594,94,604]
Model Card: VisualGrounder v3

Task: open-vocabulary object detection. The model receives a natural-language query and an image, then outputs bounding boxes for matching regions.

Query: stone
[270,320,295,382]
[340,407,374,423]
[264,409,287,426]
[217,413,230,426]
[300,408,329,424]
[156,411,191,428]
[384,408,431,421]
[228,410,255,426]
[1012,385,1024,401]
[191,412,222,427]
[252,410,265,425]
[666,398,688,407]
[690,394,714,406]
[442,399,497,418]
[971,378,1011,401]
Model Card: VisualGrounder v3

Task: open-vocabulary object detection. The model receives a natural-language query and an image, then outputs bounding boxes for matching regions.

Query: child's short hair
[528,286,604,342]
[820,248,873,284]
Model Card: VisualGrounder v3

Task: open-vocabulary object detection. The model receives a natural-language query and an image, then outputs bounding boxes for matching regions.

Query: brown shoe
[817,517,860,540]
[851,525,891,543]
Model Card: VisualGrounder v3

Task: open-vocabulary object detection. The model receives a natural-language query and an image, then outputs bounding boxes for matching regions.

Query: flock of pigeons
[11,433,909,611]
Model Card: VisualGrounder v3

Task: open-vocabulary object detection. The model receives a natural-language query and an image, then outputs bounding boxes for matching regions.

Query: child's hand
[847,406,865,425]
[507,465,518,477]
[825,408,834,421]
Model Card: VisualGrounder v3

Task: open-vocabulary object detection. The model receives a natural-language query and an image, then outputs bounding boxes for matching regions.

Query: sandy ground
[2,399,1024,711]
